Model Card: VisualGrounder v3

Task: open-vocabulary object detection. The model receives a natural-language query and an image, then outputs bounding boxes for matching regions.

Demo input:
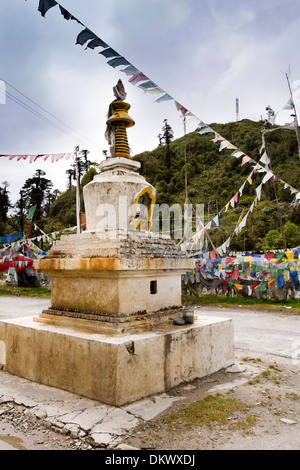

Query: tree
[283,221,300,247]
[65,169,75,191]
[19,169,53,221]
[261,230,283,251]
[0,181,11,222]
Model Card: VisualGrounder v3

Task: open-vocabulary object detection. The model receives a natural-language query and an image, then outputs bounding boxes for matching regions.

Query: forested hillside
[132,119,300,252]
[1,119,299,253]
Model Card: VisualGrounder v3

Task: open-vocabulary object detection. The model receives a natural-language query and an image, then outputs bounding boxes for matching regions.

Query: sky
[1,0,300,206]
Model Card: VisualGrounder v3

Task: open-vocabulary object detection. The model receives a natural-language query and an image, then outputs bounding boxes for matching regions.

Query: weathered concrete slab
[0,314,234,406]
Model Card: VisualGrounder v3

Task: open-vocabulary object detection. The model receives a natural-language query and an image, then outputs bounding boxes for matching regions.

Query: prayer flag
[86,37,108,50]
[196,121,208,130]
[155,93,173,103]
[232,150,244,158]
[121,65,140,76]
[138,80,158,91]
[174,101,188,116]
[256,183,263,201]
[262,171,273,184]
[27,205,37,221]
[213,215,219,226]
[107,57,131,68]
[259,151,270,166]
[241,155,252,166]
[128,73,149,85]
[198,127,214,135]
[247,172,253,184]
[100,48,120,58]
[145,87,165,94]
[76,28,98,46]
[38,0,57,17]
[59,6,83,25]
[282,98,294,110]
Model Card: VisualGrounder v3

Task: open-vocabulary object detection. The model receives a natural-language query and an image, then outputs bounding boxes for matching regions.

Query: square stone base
[0,314,234,406]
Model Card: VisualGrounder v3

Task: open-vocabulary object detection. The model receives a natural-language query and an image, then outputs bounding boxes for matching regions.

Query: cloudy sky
[1,0,300,205]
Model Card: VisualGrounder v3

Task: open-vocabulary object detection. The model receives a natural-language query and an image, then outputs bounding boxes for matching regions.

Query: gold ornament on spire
[105,79,135,159]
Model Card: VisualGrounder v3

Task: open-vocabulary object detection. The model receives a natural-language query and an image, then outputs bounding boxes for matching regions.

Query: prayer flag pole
[75,146,81,235]
[262,129,287,251]
[285,72,300,159]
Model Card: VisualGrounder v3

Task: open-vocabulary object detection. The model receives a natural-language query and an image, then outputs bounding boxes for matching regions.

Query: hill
[2,119,299,254]
[132,119,300,252]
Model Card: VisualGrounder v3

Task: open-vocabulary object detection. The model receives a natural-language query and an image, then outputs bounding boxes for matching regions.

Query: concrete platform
[0,313,234,406]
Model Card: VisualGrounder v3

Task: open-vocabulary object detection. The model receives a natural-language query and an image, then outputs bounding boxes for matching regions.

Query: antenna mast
[236,98,240,121]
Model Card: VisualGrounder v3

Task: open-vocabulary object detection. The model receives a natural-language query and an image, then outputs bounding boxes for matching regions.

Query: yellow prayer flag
[285,251,294,262]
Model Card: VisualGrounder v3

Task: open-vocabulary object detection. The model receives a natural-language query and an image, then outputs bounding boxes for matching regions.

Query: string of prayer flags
[0,152,76,162]
[29,0,300,208]
[0,233,23,244]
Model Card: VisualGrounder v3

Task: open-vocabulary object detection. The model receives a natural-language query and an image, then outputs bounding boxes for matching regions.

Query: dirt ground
[123,351,300,451]
[0,350,299,451]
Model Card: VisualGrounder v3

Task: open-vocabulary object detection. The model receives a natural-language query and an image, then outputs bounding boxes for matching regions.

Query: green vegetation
[1,119,299,254]
[182,293,300,313]
[133,119,300,252]
[161,393,256,431]
[0,285,51,298]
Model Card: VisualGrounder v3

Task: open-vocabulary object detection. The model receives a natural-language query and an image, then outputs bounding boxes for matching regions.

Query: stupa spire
[105,79,135,159]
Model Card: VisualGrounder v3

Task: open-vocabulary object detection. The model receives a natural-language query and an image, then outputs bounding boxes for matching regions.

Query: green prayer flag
[27,205,37,221]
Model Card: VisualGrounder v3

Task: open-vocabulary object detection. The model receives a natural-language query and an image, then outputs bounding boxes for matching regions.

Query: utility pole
[285,72,300,158]
[75,146,81,235]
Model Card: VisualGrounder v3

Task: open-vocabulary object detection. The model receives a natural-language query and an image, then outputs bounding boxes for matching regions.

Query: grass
[182,293,300,313]
[160,393,256,431]
[0,285,51,298]
[1,280,299,313]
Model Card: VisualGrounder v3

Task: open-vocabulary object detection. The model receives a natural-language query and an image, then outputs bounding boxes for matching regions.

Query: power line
[0,77,98,151]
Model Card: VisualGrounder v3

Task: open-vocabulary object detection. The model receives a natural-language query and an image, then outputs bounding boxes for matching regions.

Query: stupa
[0,81,234,406]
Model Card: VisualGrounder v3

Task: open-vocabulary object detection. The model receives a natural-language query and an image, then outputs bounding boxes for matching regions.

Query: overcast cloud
[1,0,300,204]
